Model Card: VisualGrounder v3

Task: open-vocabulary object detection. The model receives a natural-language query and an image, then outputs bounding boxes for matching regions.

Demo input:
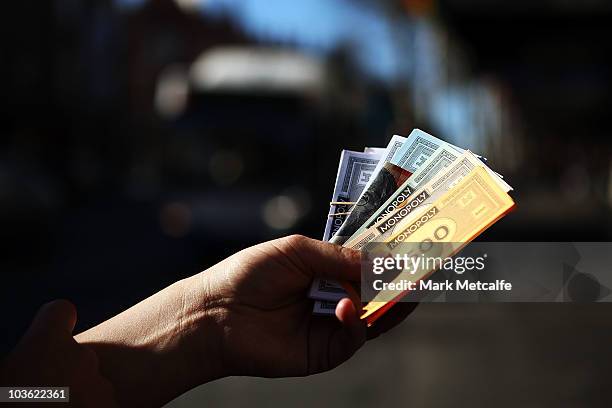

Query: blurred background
[1,0,611,406]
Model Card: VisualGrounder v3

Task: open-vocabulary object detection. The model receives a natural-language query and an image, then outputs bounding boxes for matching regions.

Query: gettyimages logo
[361,242,612,303]
[371,253,487,276]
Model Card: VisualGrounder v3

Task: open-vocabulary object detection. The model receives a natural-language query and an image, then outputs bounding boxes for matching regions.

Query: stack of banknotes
[309,129,515,324]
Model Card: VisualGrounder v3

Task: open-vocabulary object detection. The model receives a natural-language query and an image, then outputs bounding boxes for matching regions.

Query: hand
[76,235,416,406]
[1,300,117,408]
[195,235,416,377]
[194,234,367,377]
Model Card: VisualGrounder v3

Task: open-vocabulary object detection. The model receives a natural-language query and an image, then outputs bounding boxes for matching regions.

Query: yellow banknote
[360,166,515,324]
[344,150,510,250]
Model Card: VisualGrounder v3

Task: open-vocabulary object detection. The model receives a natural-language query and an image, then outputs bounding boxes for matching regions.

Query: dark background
[1,0,611,406]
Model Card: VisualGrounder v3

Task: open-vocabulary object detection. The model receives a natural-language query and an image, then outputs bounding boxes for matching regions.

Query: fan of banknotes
[309,129,515,325]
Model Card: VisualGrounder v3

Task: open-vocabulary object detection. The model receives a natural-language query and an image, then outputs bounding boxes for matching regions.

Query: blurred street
[1,0,611,406]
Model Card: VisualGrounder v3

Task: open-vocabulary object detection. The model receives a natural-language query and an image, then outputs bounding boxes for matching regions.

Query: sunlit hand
[196,234,367,377]
[77,235,415,407]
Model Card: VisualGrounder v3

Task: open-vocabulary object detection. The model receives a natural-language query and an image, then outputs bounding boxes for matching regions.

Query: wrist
[177,272,229,382]
[76,274,227,406]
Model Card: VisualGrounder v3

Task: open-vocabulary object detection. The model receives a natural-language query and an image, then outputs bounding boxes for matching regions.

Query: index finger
[283,235,362,282]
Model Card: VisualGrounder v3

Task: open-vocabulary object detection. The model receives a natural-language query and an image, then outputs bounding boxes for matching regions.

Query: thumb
[282,235,362,282]
[28,299,77,339]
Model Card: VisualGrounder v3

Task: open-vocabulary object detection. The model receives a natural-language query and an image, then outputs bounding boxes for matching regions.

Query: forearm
[76,274,225,407]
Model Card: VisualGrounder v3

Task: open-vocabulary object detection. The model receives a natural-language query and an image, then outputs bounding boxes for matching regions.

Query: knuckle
[339,245,359,257]
[338,245,361,263]
[284,234,309,248]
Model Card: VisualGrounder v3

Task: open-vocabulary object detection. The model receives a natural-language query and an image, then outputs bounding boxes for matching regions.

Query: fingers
[29,299,77,339]
[283,235,361,282]
[335,298,366,340]
[308,297,368,374]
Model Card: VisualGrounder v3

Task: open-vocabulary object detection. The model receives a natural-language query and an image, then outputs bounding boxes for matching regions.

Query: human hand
[1,300,117,408]
[76,235,415,406]
[185,235,416,378]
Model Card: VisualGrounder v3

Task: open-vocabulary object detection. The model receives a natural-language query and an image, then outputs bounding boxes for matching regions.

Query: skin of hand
[74,235,416,407]
[0,300,118,408]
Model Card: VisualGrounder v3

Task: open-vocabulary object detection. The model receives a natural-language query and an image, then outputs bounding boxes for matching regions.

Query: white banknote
[310,136,406,304]
[309,148,384,303]
[311,129,512,314]
[313,130,458,303]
